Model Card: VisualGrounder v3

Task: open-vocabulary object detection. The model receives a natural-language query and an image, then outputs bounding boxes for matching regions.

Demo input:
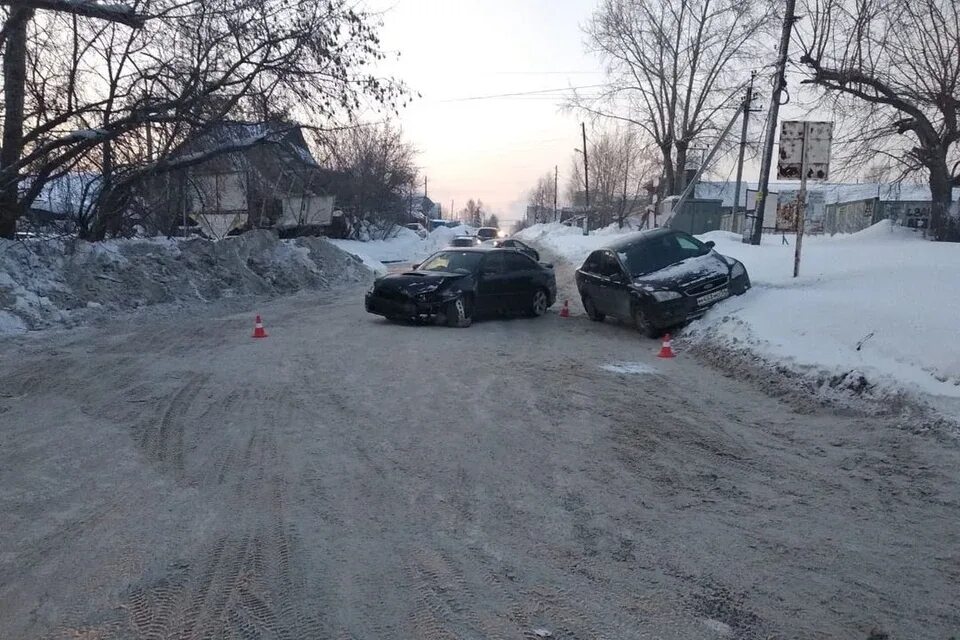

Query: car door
[578,251,606,310]
[502,251,539,311]
[602,251,633,320]
[475,251,507,315]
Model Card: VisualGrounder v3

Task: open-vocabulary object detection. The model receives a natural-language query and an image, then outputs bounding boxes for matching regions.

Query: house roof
[180,120,320,168]
[29,172,100,215]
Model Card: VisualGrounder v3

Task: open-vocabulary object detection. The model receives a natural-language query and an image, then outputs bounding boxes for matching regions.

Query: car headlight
[415,284,441,299]
[651,290,682,302]
[730,261,746,278]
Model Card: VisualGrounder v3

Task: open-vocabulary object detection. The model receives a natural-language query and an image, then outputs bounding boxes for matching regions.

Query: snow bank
[330,223,476,274]
[519,220,960,402]
[692,221,960,400]
[0,230,370,335]
[515,222,636,266]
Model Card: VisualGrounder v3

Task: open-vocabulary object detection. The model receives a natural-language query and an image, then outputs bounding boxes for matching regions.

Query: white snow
[330,224,475,275]
[518,220,960,400]
[600,362,658,375]
[515,222,637,266]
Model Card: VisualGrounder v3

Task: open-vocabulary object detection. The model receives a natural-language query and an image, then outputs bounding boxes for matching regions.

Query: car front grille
[376,287,409,302]
[683,275,729,296]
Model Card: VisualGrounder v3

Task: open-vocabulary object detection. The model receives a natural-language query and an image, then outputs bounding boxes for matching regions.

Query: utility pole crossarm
[0,0,148,27]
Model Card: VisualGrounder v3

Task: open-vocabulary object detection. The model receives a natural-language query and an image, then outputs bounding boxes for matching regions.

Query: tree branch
[0,0,147,27]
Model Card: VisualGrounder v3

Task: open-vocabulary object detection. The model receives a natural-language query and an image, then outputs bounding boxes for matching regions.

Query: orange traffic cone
[657,333,675,358]
[559,299,570,318]
[252,314,268,339]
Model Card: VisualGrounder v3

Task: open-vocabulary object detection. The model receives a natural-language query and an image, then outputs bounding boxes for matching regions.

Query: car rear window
[504,253,535,271]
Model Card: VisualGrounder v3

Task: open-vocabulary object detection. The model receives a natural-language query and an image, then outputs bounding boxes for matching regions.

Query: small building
[697,180,960,235]
[153,121,342,238]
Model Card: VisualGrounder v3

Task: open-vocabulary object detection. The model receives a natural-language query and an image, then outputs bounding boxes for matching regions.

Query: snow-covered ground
[329,224,474,274]
[516,221,960,403]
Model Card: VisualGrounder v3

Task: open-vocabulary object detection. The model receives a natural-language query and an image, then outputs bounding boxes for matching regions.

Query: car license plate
[697,288,729,306]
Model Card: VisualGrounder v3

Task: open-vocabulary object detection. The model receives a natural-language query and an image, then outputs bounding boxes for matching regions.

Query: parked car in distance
[405,222,428,238]
[449,235,483,247]
[575,228,750,338]
[365,247,557,327]
[476,226,503,241]
[481,238,540,262]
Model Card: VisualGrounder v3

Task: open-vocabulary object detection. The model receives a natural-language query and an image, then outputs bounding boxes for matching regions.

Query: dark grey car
[574,228,750,337]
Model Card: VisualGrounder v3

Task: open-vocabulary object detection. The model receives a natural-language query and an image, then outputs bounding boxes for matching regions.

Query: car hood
[631,252,731,290]
[374,271,467,294]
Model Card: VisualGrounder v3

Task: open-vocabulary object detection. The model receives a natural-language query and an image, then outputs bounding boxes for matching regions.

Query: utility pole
[794,121,810,277]
[581,122,590,236]
[621,152,630,228]
[424,176,428,198]
[750,0,797,245]
[732,72,756,234]
[554,165,558,222]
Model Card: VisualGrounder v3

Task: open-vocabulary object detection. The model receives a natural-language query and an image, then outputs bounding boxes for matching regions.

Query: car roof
[437,245,496,252]
[601,227,675,252]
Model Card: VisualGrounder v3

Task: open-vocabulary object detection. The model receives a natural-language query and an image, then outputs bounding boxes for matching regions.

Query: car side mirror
[411,263,420,270]
[704,240,715,250]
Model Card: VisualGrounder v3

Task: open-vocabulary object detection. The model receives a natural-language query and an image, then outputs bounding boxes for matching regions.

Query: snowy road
[1,285,958,639]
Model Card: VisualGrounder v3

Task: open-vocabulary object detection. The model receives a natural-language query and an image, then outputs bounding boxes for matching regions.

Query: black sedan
[575,228,750,337]
[366,247,557,327]
[481,238,540,261]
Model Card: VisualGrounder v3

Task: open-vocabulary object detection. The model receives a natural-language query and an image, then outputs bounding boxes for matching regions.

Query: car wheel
[529,288,549,317]
[633,306,660,339]
[582,296,605,322]
[445,294,473,328]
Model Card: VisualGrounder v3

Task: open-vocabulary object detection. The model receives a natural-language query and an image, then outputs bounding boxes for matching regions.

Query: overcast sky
[368,0,605,224]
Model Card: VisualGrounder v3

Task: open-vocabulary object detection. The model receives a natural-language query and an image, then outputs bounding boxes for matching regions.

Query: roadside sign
[778,121,833,180]
[775,121,834,278]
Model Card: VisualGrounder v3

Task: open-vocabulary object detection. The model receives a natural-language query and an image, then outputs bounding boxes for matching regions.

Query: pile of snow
[519,220,960,403]
[691,221,960,401]
[515,222,636,266]
[0,230,370,335]
[330,223,475,274]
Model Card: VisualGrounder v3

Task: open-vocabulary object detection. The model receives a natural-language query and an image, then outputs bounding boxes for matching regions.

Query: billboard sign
[777,121,833,180]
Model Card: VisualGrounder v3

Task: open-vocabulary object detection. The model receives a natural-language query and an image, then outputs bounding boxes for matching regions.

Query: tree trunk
[660,144,676,197]
[927,159,955,241]
[673,143,689,196]
[0,8,33,239]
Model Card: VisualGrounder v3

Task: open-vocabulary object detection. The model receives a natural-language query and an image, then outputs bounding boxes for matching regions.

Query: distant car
[476,227,501,241]
[481,238,540,262]
[575,228,750,337]
[405,222,428,239]
[449,235,482,247]
[365,247,557,327]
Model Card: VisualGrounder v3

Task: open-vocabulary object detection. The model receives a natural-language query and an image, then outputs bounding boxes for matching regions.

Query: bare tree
[566,125,659,228]
[580,0,771,196]
[526,172,556,224]
[460,199,484,227]
[0,0,408,239]
[796,0,960,240]
[320,122,419,239]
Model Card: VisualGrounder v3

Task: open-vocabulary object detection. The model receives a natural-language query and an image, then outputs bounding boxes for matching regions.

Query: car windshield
[618,232,707,276]
[418,251,484,273]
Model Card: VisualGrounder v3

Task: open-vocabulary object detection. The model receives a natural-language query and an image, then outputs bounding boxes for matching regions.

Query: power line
[438,84,607,103]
